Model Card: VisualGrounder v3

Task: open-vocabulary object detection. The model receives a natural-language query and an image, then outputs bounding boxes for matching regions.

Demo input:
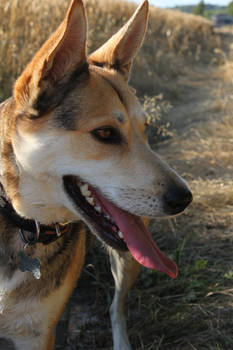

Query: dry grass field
[0,1,232,350]
[0,0,220,100]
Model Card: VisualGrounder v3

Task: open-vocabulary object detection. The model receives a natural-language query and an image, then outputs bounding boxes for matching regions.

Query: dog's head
[7,0,192,277]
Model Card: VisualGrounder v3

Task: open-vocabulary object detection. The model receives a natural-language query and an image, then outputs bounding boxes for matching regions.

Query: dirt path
[159,68,233,178]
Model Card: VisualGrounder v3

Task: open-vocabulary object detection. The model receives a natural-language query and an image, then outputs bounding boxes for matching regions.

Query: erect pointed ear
[14,0,87,115]
[89,0,149,81]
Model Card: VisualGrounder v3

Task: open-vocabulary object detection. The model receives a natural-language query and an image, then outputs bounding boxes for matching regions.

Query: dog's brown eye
[91,126,123,144]
[97,128,112,139]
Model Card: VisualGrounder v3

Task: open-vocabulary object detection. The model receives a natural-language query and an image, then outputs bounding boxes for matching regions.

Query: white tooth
[86,197,94,206]
[118,231,123,239]
[95,205,102,213]
[81,183,88,191]
[80,184,91,197]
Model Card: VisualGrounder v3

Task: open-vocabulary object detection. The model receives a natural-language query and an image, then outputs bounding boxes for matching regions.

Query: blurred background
[135,0,229,8]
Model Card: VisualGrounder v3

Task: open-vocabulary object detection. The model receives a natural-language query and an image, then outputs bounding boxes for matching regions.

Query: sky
[134,0,230,8]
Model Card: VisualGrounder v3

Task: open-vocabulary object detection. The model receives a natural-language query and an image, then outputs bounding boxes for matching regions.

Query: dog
[0,0,192,349]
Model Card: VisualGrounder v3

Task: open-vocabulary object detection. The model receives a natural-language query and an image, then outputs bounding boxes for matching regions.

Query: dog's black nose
[163,186,192,215]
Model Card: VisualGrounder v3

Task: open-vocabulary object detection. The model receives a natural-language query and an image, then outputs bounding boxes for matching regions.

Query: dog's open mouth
[63,175,178,279]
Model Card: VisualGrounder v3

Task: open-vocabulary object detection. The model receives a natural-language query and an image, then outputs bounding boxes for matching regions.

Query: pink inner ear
[46,31,83,82]
[118,24,145,65]
[89,1,148,80]
[14,0,87,107]
[43,5,87,83]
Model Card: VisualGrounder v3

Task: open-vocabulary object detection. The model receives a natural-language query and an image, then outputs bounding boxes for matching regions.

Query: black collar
[0,184,73,247]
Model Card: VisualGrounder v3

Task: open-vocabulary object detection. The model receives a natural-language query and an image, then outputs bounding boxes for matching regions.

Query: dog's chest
[0,270,28,312]
[0,270,45,339]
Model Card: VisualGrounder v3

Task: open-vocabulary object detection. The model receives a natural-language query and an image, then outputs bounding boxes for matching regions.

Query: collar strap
[0,194,73,247]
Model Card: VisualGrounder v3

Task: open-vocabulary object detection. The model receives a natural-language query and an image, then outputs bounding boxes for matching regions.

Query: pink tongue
[95,193,178,279]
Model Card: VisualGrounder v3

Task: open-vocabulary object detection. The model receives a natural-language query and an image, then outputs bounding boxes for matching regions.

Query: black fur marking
[91,59,124,75]
[0,222,20,279]
[91,61,104,68]
[32,63,89,120]
[41,223,82,291]
[110,59,122,72]
[53,98,81,130]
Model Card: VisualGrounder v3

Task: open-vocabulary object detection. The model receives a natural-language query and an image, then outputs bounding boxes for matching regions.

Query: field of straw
[0,0,220,100]
[0,1,232,350]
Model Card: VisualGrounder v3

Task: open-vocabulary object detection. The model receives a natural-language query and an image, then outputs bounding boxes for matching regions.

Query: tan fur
[0,1,192,349]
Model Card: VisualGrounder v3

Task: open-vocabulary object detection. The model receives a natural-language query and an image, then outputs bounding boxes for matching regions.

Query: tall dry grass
[0,0,221,101]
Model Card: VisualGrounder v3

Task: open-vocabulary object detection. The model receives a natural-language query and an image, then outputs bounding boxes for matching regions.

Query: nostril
[164,186,192,214]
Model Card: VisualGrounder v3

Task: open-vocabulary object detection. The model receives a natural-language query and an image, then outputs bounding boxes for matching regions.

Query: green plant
[224,270,233,279]
[227,1,233,16]
[193,1,206,16]
[175,237,187,267]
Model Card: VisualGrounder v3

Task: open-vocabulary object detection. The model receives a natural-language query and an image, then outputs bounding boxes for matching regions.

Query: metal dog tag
[18,251,41,280]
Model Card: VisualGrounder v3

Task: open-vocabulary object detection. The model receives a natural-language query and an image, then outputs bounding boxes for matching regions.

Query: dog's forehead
[88,66,146,123]
[111,110,126,123]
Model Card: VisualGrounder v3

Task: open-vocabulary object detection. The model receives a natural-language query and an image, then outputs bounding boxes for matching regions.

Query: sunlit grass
[0,0,220,100]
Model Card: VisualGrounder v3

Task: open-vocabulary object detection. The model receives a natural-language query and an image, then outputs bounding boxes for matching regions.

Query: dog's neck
[0,98,20,205]
[0,97,19,256]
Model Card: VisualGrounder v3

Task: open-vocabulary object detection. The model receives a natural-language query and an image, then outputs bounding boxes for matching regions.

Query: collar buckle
[55,223,61,237]
[18,219,41,249]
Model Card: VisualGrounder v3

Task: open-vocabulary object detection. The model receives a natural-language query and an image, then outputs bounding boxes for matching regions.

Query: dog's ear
[89,0,148,81]
[14,0,87,113]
